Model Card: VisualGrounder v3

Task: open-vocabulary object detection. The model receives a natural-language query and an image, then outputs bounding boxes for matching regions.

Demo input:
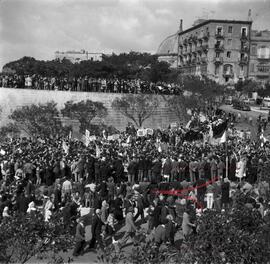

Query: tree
[0,211,73,264]
[163,94,198,124]
[111,94,159,128]
[99,203,270,264]
[235,79,260,95]
[0,123,20,139]
[61,100,108,133]
[9,101,67,138]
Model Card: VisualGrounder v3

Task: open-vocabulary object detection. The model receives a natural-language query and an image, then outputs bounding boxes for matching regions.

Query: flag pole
[225,141,228,179]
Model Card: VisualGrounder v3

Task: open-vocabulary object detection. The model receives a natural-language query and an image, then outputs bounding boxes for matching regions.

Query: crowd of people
[0,109,270,259]
[0,74,181,95]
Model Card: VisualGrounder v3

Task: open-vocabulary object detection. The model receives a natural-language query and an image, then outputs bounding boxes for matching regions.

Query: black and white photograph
[0,0,270,263]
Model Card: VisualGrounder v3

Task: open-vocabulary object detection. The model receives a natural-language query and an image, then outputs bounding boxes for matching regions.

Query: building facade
[177,19,252,84]
[55,50,104,63]
[249,30,270,84]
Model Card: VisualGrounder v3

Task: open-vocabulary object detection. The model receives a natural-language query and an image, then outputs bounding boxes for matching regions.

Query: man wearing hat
[73,218,86,257]
[116,207,137,248]
[89,209,104,251]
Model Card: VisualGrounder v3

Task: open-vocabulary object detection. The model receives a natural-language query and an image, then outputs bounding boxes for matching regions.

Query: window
[228,26,233,34]
[227,39,232,47]
[241,27,247,37]
[217,26,223,35]
[251,46,257,55]
[258,46,270,59]
[250,63,255,72]
[215,66,219,75]
[216,52,220,58]
[227,51,231,58]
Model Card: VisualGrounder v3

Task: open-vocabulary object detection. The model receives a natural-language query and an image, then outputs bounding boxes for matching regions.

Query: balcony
[203,32,210,40]
[241,46,249,53]
[240,34,248,41]
[215,33,224,39]
[191,59,197,65]
[201,57,208,64]
[256,71,269,77]
[196,46,203,53]
[192,36,198,43]
[239,57,248,65]
[256,66,270,76]
[257,56,270,61]
[214,57,224,64]
[202,44,209,52]
[223,70,234,78]
[215,44,224,51]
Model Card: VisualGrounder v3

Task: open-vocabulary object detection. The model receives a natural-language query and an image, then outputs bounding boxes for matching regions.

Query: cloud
[0,0,269,70]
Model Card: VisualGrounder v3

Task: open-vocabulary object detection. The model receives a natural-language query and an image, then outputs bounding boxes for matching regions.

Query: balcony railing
[196,46,203,52]
[257,56,270,60]
[214,57,224,64]
[256,71,269,76]
[239,57,248,65]
[201,57,208,64]
[240,34,248,41]
[202,44,209,52]
[241,46,249,53]
[215,33,224,39]
[203,32,210,40]
[215,44,224,51]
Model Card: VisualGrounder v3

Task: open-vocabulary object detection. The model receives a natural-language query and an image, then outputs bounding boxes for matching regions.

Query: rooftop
[156,33,178,56]
[178,19,252,36]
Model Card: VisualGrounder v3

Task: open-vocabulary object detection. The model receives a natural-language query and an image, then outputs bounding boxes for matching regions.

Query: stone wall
[0,88,179,131]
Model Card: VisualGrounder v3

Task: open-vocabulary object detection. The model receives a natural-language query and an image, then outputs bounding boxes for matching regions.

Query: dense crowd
[0,74,181,95]
[0,110,270,258]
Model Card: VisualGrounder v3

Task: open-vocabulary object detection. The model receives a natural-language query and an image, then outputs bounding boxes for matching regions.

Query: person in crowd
[73,218,86,257]
[89,209,104,251]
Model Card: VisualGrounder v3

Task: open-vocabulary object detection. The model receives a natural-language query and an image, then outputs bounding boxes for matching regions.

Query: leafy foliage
[98,205,270,264]
[0,123,20,139]
[9,101,69,138]
[3,53,175,83]
[61,100,108,133]
[0,211,73,264]
[111,94,159,127]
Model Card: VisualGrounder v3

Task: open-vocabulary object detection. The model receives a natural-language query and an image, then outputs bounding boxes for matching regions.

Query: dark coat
[91,214,104,237]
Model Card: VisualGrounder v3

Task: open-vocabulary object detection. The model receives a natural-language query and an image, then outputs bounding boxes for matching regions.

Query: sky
[0,0,270,70]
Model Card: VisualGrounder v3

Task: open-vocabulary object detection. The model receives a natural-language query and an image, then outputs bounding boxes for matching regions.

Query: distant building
[177,19,252,84]
[157,11,270,85]
[55,50,105,63]
[249,30,270,84]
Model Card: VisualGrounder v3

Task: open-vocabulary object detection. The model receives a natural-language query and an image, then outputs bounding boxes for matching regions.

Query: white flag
[220,131,227,144]
[96,145,101,158]
[185,120,192,129]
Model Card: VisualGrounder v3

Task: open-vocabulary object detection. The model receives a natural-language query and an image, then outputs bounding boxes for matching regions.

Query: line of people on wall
[0,74,181,95]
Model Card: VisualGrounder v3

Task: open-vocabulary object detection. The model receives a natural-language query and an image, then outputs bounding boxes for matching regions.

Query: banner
[137,129,147,137]
[108,134,120,141]
[96,145,101,158]
[170,122,178,129]
[146,128,154,135]
[62,141,69,154]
